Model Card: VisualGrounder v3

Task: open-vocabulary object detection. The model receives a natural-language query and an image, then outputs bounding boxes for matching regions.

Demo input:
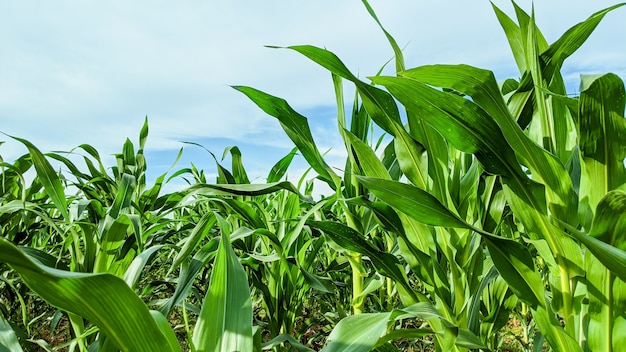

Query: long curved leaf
[7,135,69,220]
[232,85,338,190]
[281,45,429,188]
[185,181,311,203]
[0,315,23,352]
[355,176,467,229]
[192,216,253,352]
[400,64,578,223]
[0,238,176,352]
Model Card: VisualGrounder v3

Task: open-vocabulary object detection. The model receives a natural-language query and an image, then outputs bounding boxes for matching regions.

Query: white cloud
[0,0,624,182]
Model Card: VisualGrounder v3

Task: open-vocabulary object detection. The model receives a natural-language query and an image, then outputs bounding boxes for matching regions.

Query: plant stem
[559,265,575,334]
[349,253,364,314]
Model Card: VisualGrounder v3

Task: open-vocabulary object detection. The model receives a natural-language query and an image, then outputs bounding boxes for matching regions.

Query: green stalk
[521,303,529,347]
[605,273,613,352]
[559,265,575,334]
[385,232,394,311]
[349,253,364,315]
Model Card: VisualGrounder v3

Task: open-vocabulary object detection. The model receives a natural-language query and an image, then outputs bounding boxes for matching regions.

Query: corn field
[1,2,625,351]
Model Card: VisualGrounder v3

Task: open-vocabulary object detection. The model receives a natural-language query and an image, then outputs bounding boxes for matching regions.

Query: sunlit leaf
[0,238,177,352]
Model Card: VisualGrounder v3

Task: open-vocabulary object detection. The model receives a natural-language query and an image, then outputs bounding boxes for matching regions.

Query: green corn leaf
[322,313,391,352]
[232,85,338,189]
[491,2,526,73]
[555,191,626,283]
[45,151,91,183]
[397,305,487,350]
[160,239,219,317]
[223,146,250,184]
[356,175,547,309]
[533,306,583,352]
[181,141,235,184]
[585,252,626,351]
[511,1,550,53]
[344,130,390,180]
[0,238,177,352]
[542,4,626,78]
[467,266,500,334]
[150,311,182,352]
[578,73,626,227]
[307,219,421,305]
[7,135,69,220]
[285,45,401,132]
[361,0,405,73]
[267,147,298,183]
[589,190,626,251]
[138,116,149,151]
[192,216,253,352]
[482,234,545,309]
[0,200,64,235]
[306,220,405,281]
[526,9,564,160]
[346,198,405,237]
[284,45,429,189]
[109,173,135,219]
[185,181,310,203]
[170,211,217,270]
[299,268,335,293]
[355,176,468,229]
[217,198,266,229]
[120,138,136,170]
[0,315,23,352]
[369,75,523,179]
[262,334,315,352]
[372,329,433,349]
[122,245,163,289]
[400,64,578,223]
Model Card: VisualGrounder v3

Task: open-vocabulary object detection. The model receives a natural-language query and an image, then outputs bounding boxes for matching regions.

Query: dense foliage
[1,1,625,351]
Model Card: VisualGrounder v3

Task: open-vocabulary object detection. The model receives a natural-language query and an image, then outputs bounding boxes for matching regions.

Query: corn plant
[0,133,294,351]
[153,152,341,351]
[2,1,625,351]
[238,1,626,351]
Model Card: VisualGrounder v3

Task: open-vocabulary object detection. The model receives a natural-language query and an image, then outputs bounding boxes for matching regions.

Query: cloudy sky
[1,1,625,190]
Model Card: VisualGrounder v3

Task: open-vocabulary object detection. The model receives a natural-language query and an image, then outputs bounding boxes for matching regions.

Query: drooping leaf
[541,4,626,79]
[0,238,177,352]
[232,85,338,190]
[369,75,524,180]
[307,220,421,305]
[482,234,545,309]
[185,181,311,203]
[400,64,578,223]
[280,45,429,188]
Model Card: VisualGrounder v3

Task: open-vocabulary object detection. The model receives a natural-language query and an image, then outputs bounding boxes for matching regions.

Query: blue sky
[1,1,625,194]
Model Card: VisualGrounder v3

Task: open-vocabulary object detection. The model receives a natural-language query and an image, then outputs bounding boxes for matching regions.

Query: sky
[1,1,625,194]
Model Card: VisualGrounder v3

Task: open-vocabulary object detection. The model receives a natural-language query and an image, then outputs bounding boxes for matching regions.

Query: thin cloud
[0,0,624,179]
